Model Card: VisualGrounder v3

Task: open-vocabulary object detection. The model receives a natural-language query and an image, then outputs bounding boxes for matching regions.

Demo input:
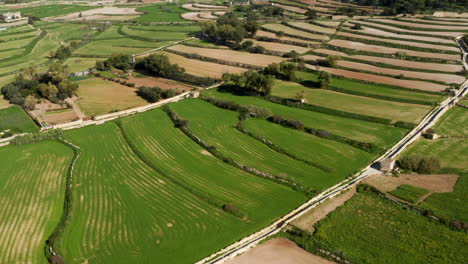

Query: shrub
[397,155,441,174]
[242,104,271,118]
[269,114,285,124]
[351,23,363,30]
[161,89,176,99]
[136,86,162,103]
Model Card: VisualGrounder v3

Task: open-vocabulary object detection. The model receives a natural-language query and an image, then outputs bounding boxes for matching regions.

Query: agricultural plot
[345,24,455,44]
[433,106,468,136]
[368,18,468,31]
[311,49,464,73]
[171,99,336,189]
[48,7,142,21]
[0,105,38,133]
[286,22,336,35]
[312,20,341,28]
[121,26,193,41]
[305,64,448,92]
[246,39,310,53]
[60,123,250,264]
[120,109,305,222]
[75,78,147,117]
[274,4,307,14]
[336,31,460,52]
[295,71,444,104]
[261,24,330,41]
[328,39,461,61]
[167,45,285,67]
[74,38,171,57]
[293,191,467,264]
[403,138,467,169]
[0,141,73,264]
[161,51,247,78]
[255,30,321,45]
[124,75,193,92]
[399,17,468,26]
[272,80,431,123]
[203,89,408,148]
[64,58,98,73]
[351,20,462,37]
[243,119,373,179]
[389,184,430,203]
[128,24,201,32]
[135,4,186,22]
[6,4,98,18]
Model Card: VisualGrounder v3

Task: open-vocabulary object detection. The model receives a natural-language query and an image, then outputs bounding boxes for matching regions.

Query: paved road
[195,38,468,264]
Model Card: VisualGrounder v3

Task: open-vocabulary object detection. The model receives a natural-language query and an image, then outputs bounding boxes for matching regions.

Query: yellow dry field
[247,39,310,53]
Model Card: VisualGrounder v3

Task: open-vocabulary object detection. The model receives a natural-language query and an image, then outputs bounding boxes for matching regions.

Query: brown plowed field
[248,39,310,53]
[288,22,336,34]
[181,12,210,21]
[305,64,447,91]
[370,18,468,30]
[353,20,463,37]
[162,52,247,78]
[346,26,454,44]
[337,31,460,52]
[432,18,468,23]
[399,18,468,26]
[336,60,465,84]
[125,76,193,91]
[255,30,320,45]
[312,49,464,72]
[328,39,461,61]
[167,45,285,67]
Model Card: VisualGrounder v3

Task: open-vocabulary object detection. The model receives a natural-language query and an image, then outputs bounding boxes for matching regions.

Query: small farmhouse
[378,158,395,172]
[0,12,22,22]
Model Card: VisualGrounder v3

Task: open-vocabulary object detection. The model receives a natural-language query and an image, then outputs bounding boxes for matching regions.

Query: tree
[295,90,305,102]
[23,95,36,111]
[305,9,318,19]
[38,82,58,100]
[223,71,274,95]
[137,86,162,102]
[325,55,339,68]
[105,54,134,71]
[275,31,284,39]
[135,54,185,79]
[318,71,331,88]
[351,23,363,30]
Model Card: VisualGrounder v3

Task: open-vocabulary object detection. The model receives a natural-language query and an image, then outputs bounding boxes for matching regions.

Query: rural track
[194,39,468,264]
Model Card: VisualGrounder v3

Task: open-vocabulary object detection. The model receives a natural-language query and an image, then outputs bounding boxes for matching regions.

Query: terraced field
[261,24,330,41]
[0,141,73,264]
[203,89,408,148]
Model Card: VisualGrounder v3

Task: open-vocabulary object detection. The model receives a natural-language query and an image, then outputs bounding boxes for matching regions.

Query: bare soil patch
[352,20,462,37]
[363,173,459,193]
[312,48,463,73]
[371,18,468,30]
[305,64,447,91]
[399,17,468,26]
[49,7,142,21]
[42,110,79,125]
[274,4,307,14]
[249,39,310,53]
[329,39,461,61]
[125,76,193,91]
[292,187,356,233]
[163,51,247,78]
[181,12,211,21]
[168,45,285,67]
[182,4,226,11]
[29,99,79,125]
[255,30,320,45]
[198,13,217,19]
[226,238,335,264]
[337,31,459,52]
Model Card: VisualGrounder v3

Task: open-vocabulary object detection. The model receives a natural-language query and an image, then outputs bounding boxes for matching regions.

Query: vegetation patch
[0,105,38,134]
[389,184,430,203]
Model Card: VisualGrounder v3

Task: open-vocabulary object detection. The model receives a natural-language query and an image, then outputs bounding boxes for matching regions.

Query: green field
[389,184,429,203]
[6,5,97,18]
[0,141,73,264]
[0,105,38,133]
[128,25,201,32]
[244,119,373,179]
[433,106,467,136]
[287,191,467,264]
[64,57,97,73]
[296,71,444,104]
[421,173,467,222]
[60,122,303,263]
[272,80,432,123]
[172,99,353,190]
[203,89,408,147]
[135,4,186,22]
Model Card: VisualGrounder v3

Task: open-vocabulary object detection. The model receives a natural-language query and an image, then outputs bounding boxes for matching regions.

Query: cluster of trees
[136,86,176,103]
[201,12,258,44]
[1,63,78,109]
[263,62,298,81]
[222,71,274,96]
[51,41,80,61]
[269,114,304,130]
[233,40,266,53]
[397,155,441,174]
[234,5,285,17]
[135,54,184,78]
[356,0,468,14]
[96,54,134,71]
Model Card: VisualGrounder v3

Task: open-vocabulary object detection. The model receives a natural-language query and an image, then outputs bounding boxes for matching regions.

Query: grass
[272,80,432,124]
[288,191,467,264]
[203,89,408,147]
[128,24,201,32]
[134,4,186,22]
[296,71,443,104]
[389,184,430,203]
[64,58,97,73]
[75,78,147,117]
[421,172,468,222]
[433,106,467,136]
[172,99,356,190]
[7,5,97,18]
[0,141,73,264]
[60,122,294,263]
[0,105,38,133]
[244,118,373,179]
[121,26,192,41]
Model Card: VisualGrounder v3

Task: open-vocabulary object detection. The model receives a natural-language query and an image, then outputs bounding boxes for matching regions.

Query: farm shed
[379,158,395,172]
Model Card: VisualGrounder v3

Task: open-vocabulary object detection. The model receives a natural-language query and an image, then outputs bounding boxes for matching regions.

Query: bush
[270,114,286,124]
[136,86,162,103]
[161,89,176,99]
[397,155,441,174]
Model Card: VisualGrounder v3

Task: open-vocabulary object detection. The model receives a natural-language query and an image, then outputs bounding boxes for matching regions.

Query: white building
[0,12,22,22]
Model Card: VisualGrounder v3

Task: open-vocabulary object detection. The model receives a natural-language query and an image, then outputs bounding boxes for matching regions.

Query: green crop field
[296,71,444,104]
[121,26,192,41]
[172,99,352,190]
[433,106,467,136]
[0,105,38,133]
[421,172,467,222]
[64,58,98,73]
[203,89,408,147]
[135,4,186,22]
[7,5,97,18]
[244,119,373,179]
[0,141,73,264]
[272,80,432,123]
[128,25,201,32]
[59,122,300,264]
[287,191,467,264]
[389,184,429,203]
